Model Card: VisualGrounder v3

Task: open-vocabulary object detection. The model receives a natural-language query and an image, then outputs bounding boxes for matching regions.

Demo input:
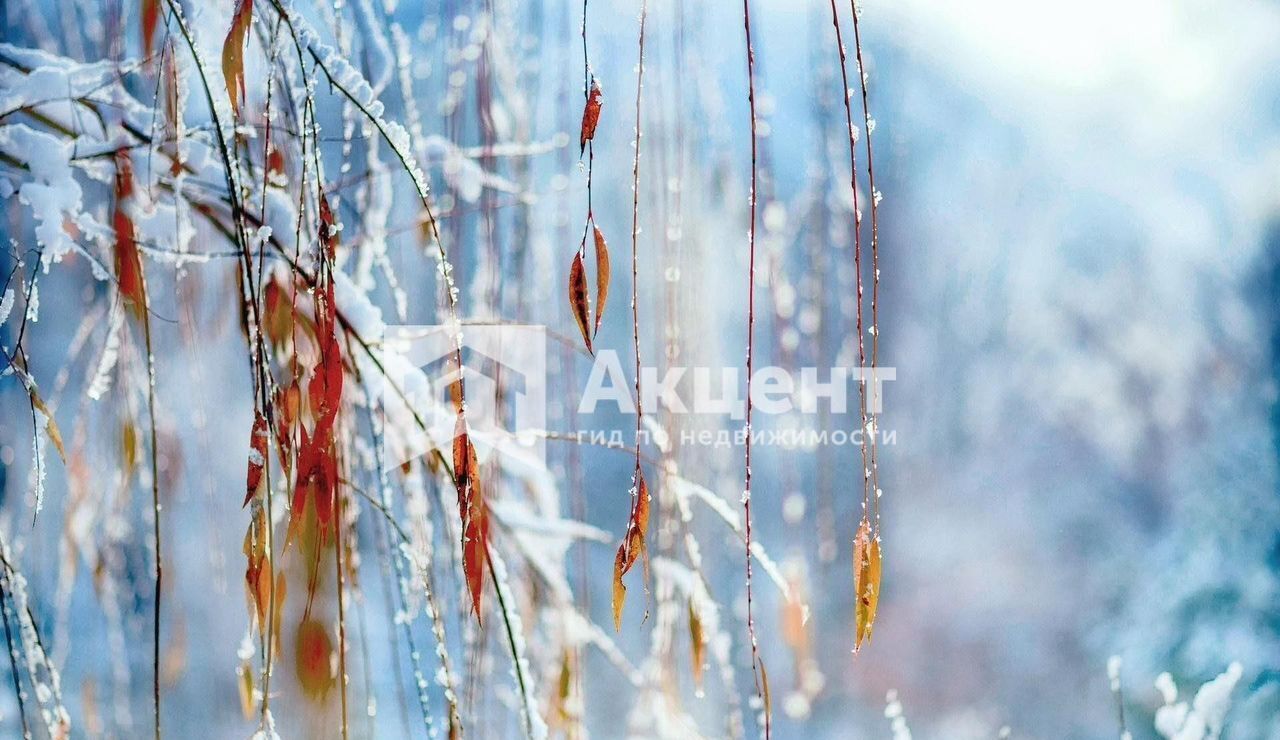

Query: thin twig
[740,0,768,735]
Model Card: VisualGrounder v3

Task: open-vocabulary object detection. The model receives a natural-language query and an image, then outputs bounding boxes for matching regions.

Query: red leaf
[221,0,253,117]
[579,77,603,155]
[141,0,159,59]
[112,150,145,317]
[318,194,338,260]
[453,414,488,620]
[569,250,593,355]
[285,200,345,552]
[243,412,269,506]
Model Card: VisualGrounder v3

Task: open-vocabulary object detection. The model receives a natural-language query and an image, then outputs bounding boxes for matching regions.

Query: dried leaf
[569,250,593,354]
[852,518,881,651]
[272,572,287,655]
[141,0,159,59]
[237,658,255,719]
[295,617,335,699]
[864,536,882,644]
[579,77,603,155]
[221,0,253,117]
[29,390,66,464]
[287,204,344,550]
[611,469,650,630]
[243,508,275,630]
[453,414,488,620]
[113,150,145,317]
[689,600,705,690]
[781,571,811,666]
[759,657,772,730]
[318,194,338,259]
[121,420,138,475]
[552,649,573,725]
[243,411,269,506]
[610,547,627,633]
[592,224,610,337]
[266,145,286,178]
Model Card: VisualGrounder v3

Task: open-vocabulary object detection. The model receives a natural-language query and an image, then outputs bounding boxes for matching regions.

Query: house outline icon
[380,323,547,469]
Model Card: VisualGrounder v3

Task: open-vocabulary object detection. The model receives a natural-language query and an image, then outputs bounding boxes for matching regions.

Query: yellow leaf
[852,519,882,652]
[29,390,66,463]
[758,657,772,732]
[237,658,255,718]
[689,600,705,690]
[611,545,627,632]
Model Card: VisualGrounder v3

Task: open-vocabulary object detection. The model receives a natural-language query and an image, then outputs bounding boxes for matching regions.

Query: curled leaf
[569,250,593,355]
[611,468,650,630]
[221,0,253,117]
[579,77,603,155]
[592,224,610,337]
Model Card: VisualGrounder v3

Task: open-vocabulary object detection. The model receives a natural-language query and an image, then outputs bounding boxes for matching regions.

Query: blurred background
[2,0,1279,737]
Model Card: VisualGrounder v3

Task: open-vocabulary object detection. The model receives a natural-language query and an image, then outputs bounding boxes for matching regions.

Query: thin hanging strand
[741,0,769,735]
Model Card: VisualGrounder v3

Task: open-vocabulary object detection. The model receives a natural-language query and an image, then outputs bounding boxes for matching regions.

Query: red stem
[741,0,768,736]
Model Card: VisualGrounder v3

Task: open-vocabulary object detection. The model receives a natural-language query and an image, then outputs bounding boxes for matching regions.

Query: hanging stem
[849,2,881,533]
[630,1,648,479]
[139,267,163,740]
[740,0,768,735]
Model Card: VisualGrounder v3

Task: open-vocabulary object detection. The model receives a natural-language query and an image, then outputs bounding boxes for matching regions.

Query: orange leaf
[611,469,650,630]
[579,77,602,155]
[592,224,610,338]
[689,600,705,690]
[272,572,287,655]
[221,0,253,117]
[243,508,271,627]
[295,617,335,699]
[569,250,593,354]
